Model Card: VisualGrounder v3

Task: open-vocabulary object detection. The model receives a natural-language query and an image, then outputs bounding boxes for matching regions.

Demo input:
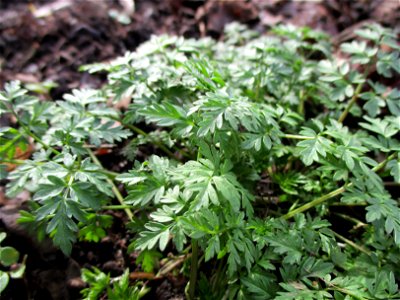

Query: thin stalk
[334,212,367,229]
[0,159,26,165]
[1,133,22,155]
[327,286,367,300]
[109,115,191,159]
[211,259,225,291]
[338,65,371,123]
[96,169,119,178]
[282,153,396,220]
[157,254,190,277]
[338,83,364,123]
[283,186,347,220]
[298,90,305,115]
[333,231,371,255]
[8,105,60,156]
[188,239,199,300]
[254,50,265,102]
[64,175,74,197]
[283,134,314,140]
[138,286,151,298]
[87,148,133,221]
[373,153,396,171]
[101,204,134,210]
[330,202,368,206]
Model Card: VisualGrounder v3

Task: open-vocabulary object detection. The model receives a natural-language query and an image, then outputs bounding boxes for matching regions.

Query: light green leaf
[0,271,9,293]
[0,247,19,266]
[387,159,400,183]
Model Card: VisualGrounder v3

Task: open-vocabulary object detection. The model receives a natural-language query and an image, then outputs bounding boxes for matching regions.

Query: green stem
[338,65,371,123]
[64,175,74,198]
[254,50,265,102]
[97,169,119,178]
[298,90,305,115]
[138,286,151,298]
[157,254,190,277]
[0,158,26,165]
[327,286,367,300]
[330,202,368,206]
[332,231,371,255]
[101,204,133,210]
[109,116,192,159]
[283,134,314,140]
[373,153,396,171]
[188,239,199,300]
[334,212,367,229]
[87,148,133,221]
[1,133,22,155]
[283,186,347,220]
[282,153,396,220]
[8,105,60,156]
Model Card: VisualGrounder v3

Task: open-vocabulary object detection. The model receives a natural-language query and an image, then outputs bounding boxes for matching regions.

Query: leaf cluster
[1,22,399,299]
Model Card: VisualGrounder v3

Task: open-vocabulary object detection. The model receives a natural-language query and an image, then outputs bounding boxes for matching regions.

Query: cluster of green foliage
[81,268,148,300]
[1,23,399,299]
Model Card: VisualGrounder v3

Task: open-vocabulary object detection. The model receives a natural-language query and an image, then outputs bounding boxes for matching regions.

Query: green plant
[0,232,26,294]
[1,22,399,299]
[81,268,148,300]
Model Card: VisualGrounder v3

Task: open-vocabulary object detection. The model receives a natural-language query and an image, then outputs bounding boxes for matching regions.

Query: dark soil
[1,1,399,299]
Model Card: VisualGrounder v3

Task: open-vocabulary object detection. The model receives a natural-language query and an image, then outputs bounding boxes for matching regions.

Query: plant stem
[8,105,60,156]
[97,169,119,178]
[157,254,190,277]
[126,123,176,158]
[283,186,347,219]
[283,134,314,140]
[338,65,371,123]
[282,153,396,219]
[338,84,363,123]
[109,115,191,159]
[1,133,22,154]
[373,153,396,171]
[101,204,134,210]
[334,212,367,229]
[188,239,199,300]
[298,90,305,115]
[327,286,367,300]
[330,202,368,206]
[87,148,133,221]
[0,159,26,165]
[332,231,371,255]
[138,286,151,298]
